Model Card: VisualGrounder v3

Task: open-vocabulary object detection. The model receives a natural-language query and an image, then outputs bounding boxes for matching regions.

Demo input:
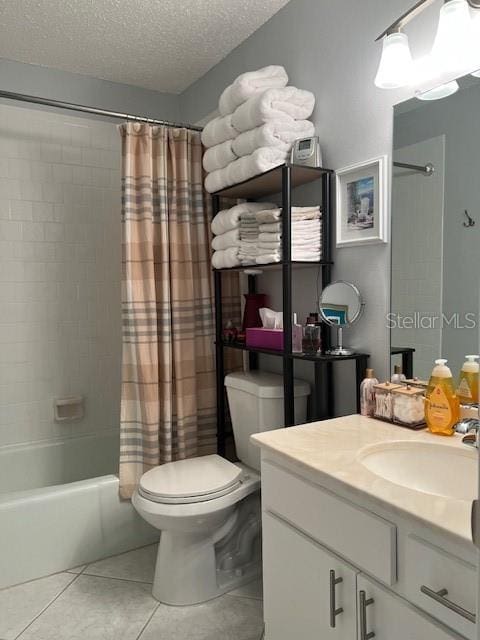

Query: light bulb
[432,0,476,74]
[417,80,459,101]
[374,32,414,89]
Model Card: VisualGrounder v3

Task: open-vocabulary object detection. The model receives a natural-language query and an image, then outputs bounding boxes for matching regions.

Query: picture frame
[335,155,388,247]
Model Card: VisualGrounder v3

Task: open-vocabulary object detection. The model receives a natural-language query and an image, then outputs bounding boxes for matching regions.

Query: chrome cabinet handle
[329,570,344,628]
[359,590,375,640]
[420,585,476,623]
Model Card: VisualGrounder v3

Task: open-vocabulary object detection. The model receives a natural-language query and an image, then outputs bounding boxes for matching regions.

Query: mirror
[391,74,480,380]
[319,281,364,355]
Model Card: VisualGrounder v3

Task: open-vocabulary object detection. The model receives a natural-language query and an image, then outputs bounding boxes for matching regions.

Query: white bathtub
[0,431,157,589]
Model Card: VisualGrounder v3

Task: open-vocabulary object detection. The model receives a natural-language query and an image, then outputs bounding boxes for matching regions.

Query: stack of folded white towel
[201,66,315,193]
[255,206,322,264]
[211,202,275,269]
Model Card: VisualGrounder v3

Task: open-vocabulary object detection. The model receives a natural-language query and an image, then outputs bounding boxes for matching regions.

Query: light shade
[417,80,459,101]
[374,32,414,89]
[432,0,476,74]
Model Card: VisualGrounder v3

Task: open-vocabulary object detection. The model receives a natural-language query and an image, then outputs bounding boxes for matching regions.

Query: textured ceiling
[0,0,290,94]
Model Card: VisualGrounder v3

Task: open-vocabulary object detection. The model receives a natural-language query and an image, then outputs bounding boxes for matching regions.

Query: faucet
[454,418,480,447]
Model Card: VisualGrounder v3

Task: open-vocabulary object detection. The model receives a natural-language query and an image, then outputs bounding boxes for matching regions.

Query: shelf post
[212,194,226,457]
[282,164,295,426]
[321,171,333,353]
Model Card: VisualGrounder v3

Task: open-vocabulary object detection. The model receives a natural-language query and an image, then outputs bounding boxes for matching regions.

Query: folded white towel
[211,228,241,251]
[211,202,275,235]
[202,140,237,173]
[292,250,322,261]
[259,232,282,243]
[205,148,286,193]
[258,241,281,250]
[232,119,315,157]
[219,65,289,116]
[255,206,321,223]
[224,147,288,189]
[211,247,241,269]
[231,87,315,133]
[201,114,238,148]
[259,222,281,233]
[256,252,281,264]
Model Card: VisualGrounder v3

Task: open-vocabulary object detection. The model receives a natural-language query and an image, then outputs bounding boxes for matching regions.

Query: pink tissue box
[246,327,284,351]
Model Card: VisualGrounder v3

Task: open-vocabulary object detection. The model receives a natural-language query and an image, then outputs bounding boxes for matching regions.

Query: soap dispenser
[425,359,459,436]
[457,355,479,404]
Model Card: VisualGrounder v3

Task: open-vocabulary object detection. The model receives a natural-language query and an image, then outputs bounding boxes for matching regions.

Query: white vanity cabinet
[261,457,470,640]
[263,512,358,640]
[357,575,464,640]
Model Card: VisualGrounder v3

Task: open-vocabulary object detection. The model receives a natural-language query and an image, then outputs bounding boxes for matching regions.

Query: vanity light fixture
[375,0,480,98]
[374,32,414,89]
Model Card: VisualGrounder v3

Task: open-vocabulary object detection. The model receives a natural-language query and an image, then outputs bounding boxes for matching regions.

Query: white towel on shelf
[219,65,289,116]
[211,228,241,251]
[211,247,241,269]
[201,114,238,148]
[255,206,321,224]
[231,87,315,133]
[258,221,281,233]
[211,202,275,235]
[232,119,315,157]
[224,147,288,189]
[256,252,281,264]
[259,232,282,243]
[292,250,322,261]
[202,140,237,173]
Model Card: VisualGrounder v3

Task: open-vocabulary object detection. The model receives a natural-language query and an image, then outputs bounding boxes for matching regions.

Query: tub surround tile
[0,572,76,640]
[17,575,158,640]
[83,544,158,584]
[138,594,263,640]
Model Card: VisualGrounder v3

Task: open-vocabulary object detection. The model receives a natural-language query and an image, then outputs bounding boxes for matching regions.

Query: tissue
[246,307,284,351]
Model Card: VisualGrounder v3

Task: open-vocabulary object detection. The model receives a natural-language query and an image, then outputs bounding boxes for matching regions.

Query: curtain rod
[393,161,435,175]
[0,90,203,131]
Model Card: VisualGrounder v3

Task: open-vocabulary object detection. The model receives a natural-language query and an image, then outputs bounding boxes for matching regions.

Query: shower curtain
[119,123,240,498]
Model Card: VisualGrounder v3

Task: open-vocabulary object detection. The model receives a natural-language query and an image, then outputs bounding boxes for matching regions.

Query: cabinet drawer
[358,574,464,640]
[404,535,477,640]
[261,460,397,585]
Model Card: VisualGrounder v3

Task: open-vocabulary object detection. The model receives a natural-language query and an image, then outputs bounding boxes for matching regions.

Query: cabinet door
[263,511,357,640]
[357,575,464,640]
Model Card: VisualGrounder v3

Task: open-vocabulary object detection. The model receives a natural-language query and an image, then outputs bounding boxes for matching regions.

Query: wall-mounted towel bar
[393,161,435,176]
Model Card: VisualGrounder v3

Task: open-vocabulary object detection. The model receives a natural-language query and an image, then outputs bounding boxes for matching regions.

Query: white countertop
[251,414,475,544]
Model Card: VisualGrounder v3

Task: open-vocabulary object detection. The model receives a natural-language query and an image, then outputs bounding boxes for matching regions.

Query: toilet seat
[138,454,243,505]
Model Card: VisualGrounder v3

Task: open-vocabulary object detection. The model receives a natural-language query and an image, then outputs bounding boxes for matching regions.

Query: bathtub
[0,430,157,589]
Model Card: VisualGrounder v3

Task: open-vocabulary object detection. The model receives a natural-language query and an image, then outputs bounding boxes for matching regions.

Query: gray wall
[394,81,480,375]
[0,58,180,121]
[179,0,442,385]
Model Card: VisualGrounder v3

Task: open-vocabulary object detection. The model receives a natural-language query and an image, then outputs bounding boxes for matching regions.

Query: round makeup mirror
[318,281,364,355]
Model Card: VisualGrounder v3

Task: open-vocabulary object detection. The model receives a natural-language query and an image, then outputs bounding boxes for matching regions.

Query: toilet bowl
[132,371,310,605]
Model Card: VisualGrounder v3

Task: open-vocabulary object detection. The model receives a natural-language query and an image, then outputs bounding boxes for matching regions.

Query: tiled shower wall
[0,103,121,448]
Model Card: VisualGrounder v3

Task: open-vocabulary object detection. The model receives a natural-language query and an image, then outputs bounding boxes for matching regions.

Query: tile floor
[0,544,264,640]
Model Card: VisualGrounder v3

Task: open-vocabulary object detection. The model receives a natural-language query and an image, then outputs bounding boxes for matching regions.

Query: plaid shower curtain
[119,123,240,499]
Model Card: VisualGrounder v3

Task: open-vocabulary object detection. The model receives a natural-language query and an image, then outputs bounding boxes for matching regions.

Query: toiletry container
[425,359,459,436]
[373,382,402,421]
[391,365,407,384]
[457,355,479,404]
[391,385,426,429]
[360,368,379,417]
[292,313,303,353]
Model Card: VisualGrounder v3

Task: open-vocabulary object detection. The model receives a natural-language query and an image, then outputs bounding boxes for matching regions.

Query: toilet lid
[138,454,243,504]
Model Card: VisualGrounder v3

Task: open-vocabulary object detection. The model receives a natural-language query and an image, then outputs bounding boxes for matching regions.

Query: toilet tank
[224,371,310,471]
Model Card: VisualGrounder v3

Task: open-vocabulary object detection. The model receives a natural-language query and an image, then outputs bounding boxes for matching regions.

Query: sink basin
[357,441,477,501]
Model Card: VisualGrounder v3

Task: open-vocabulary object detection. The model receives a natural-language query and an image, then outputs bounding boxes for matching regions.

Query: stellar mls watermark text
[387,312,477,330]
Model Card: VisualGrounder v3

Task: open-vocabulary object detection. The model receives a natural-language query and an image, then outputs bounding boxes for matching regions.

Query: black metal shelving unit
[211,163,369,456]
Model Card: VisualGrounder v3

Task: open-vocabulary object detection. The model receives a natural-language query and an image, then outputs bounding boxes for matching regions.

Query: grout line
[79,572,153,586]
[135,602,161,640]
[14,572,81,640]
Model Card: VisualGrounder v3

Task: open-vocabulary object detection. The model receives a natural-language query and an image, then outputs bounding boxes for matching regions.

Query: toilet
[132,371,310,605]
